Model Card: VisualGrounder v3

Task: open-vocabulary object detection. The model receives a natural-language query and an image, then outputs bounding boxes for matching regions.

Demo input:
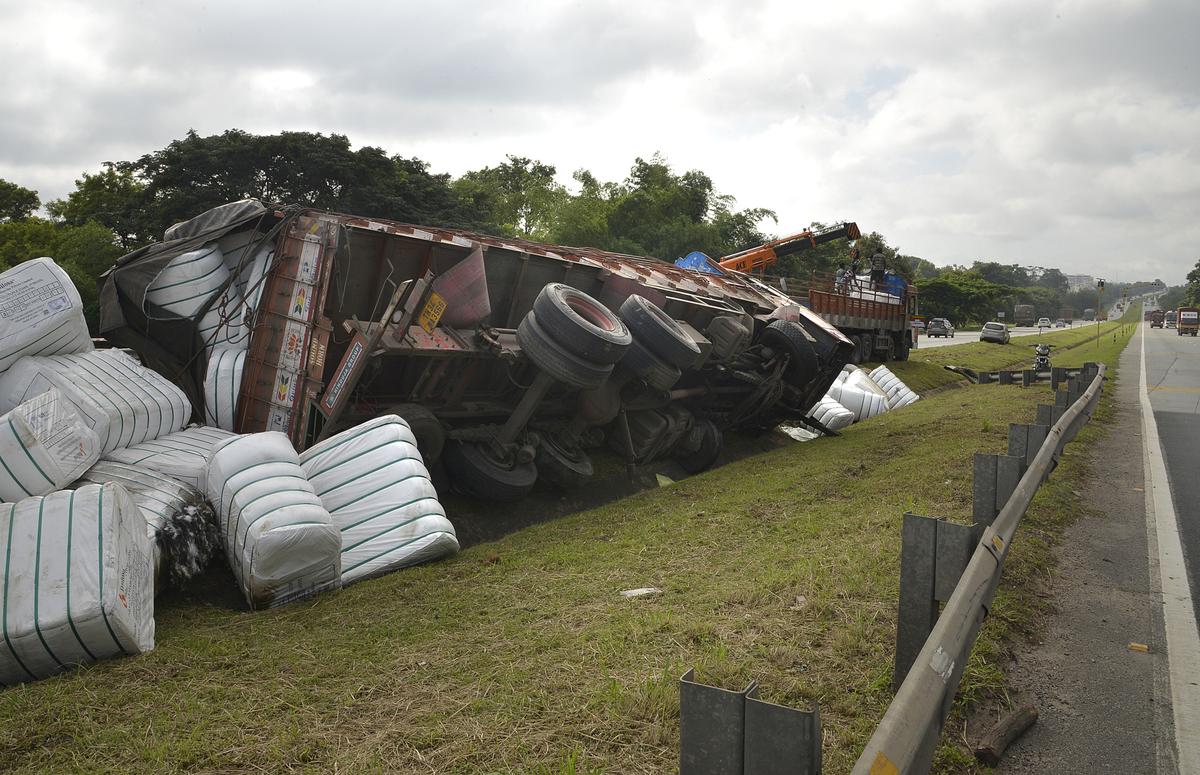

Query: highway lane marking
[1139,322,1200,774]
[1147,385,1200,394]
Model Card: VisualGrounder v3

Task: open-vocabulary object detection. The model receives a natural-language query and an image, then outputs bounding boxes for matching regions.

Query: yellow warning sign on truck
[418,291,447,334]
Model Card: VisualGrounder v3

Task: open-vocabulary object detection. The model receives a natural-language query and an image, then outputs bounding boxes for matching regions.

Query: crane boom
[717,222,861,273]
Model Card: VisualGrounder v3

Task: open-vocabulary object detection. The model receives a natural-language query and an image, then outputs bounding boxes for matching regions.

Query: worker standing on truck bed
[870,251,887,291]
[835,263,850,293]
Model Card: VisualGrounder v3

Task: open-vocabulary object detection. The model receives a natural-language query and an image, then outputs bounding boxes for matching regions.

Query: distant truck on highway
[1151,310,1165,328]
[1166,310,1177,328]
[1178,307,1199,336]
[1083,308,1096,321]
[1059,307,1074,324]
[1013,304,1036,326]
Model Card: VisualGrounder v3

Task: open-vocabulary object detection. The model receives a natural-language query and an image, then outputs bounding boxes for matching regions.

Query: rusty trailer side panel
[236,214,336,447]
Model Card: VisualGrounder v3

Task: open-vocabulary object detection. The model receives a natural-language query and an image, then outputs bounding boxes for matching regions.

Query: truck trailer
[100,200,854,501]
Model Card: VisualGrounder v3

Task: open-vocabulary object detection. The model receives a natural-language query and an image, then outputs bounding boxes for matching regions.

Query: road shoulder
[993,340,1170,773]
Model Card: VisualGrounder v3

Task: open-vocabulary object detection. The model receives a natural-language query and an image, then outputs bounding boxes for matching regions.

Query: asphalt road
[915,321,1089,350]
[1143,324,1200,625]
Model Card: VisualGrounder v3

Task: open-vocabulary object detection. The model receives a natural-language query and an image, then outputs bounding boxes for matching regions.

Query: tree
[0,178,39,222]
[107,129,483,233]
[453,156,566,240]
[1186,258,1200,306]
[46,165,151,249]
[915,270,1010,325]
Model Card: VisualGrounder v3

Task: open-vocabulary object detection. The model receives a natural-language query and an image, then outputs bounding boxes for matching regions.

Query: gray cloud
[0,0,1197,283]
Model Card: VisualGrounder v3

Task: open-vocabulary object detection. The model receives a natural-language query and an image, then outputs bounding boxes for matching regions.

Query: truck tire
[677,420,722,474]
[533,283,631,365]
[442,440,538,501]
[517,312,614,390]
[847,334,865,364]
[618,294,702,368]
[535,434,594,489]
[621,338,682,391]
[760,320,819,386]
[894,332,910,361]
[384,403,446,463]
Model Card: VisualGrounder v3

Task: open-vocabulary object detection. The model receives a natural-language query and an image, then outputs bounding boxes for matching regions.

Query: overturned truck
[101,201,852,501]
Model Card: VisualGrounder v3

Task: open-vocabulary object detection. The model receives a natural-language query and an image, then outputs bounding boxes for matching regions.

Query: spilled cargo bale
[0,483,155,686]
[105,425,235,490]
[0,258,94,375]
[0,388,100,502]
[76,461,219,592]
[299,415,458,585]
[206,432,341,609]
[0,349,191,454]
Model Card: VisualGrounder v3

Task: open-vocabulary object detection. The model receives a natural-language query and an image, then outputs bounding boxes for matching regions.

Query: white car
[1037,317,1051,328]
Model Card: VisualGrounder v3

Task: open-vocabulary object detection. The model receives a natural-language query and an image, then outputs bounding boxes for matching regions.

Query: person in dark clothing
[870,251,887,291]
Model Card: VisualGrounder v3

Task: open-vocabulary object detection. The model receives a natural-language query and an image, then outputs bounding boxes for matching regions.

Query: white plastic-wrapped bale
[807,396,855,431]
[76,461,220,591]
[0,388,101,502]
[869,365,921,409]
[204,347,244,431]
[144,244,248,353]
[0,349,191,453]
[0,483,155,686]
[827,369,891,422]
[206,432,340,609]
[104,425,234,490]
[299,415,458,585]
[0,257,93,375]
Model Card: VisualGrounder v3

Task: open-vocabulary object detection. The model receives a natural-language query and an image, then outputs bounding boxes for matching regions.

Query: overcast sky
[2,0,1197,283]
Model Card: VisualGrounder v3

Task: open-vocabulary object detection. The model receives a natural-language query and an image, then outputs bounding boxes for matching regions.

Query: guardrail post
[978,371,993,385]
[1050,367,1066,390]
[1021,369,1034,387]
[998,370,1014,385]
[894,514,977,688]
[1008,423,1049,469]
[973,453,1023,527]
[1035,403,1066,428]
[680,670,822,775]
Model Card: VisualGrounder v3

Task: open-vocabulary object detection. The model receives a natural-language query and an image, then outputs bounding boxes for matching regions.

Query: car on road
[1055,319,1066,327]
[927,317,955,338]
[1037,317,1051,328]
[980,321,1011,344]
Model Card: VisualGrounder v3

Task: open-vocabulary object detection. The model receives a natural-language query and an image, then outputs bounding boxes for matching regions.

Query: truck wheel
[677,420,722,474]
[533,284,631,365]
[847,335,863,364]
[859,334,875,363]
[621,338,682,391]
[893,333,910,361]
[442,440,537,501]
[384,403,446,463]
[517,312,614,390]
[619,294,702,368]
[535,434,594,489]
[760,320,819,386]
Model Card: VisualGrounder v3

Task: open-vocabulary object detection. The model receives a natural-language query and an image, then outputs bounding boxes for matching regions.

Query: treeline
[2,128,1189,330]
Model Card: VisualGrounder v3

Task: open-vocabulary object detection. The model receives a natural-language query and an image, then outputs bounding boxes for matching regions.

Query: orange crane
[718,222,861,273]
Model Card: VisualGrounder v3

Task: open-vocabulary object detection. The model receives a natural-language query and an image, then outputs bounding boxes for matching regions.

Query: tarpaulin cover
[0,483,155,686]
[0,349,191,453]
[104,425,234,490]
[299,415,457,585]
[0,258,93,375]
[206,432,340,609]
[0,388,101,502]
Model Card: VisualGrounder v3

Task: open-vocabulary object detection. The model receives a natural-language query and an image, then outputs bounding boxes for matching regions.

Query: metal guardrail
[851,362,1106,774]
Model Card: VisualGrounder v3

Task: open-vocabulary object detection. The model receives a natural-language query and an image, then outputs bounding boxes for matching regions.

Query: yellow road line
[1147,385,1200,393]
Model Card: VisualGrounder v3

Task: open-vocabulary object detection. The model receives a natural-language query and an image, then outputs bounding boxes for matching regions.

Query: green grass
[0,323,1138,774]
[885,317,1135,393]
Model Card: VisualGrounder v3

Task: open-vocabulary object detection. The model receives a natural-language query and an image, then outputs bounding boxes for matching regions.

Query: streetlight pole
[1096,278,1105,348]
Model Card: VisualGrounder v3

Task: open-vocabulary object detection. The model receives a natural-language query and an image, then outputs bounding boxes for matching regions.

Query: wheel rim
[564,292,619,332]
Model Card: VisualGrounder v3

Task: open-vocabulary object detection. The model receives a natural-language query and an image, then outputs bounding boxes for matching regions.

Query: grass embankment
[888,319,1133,393]
[0,321,1138,773]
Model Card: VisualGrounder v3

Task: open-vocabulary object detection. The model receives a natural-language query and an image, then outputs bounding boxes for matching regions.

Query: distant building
[1065,274,1095,292]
